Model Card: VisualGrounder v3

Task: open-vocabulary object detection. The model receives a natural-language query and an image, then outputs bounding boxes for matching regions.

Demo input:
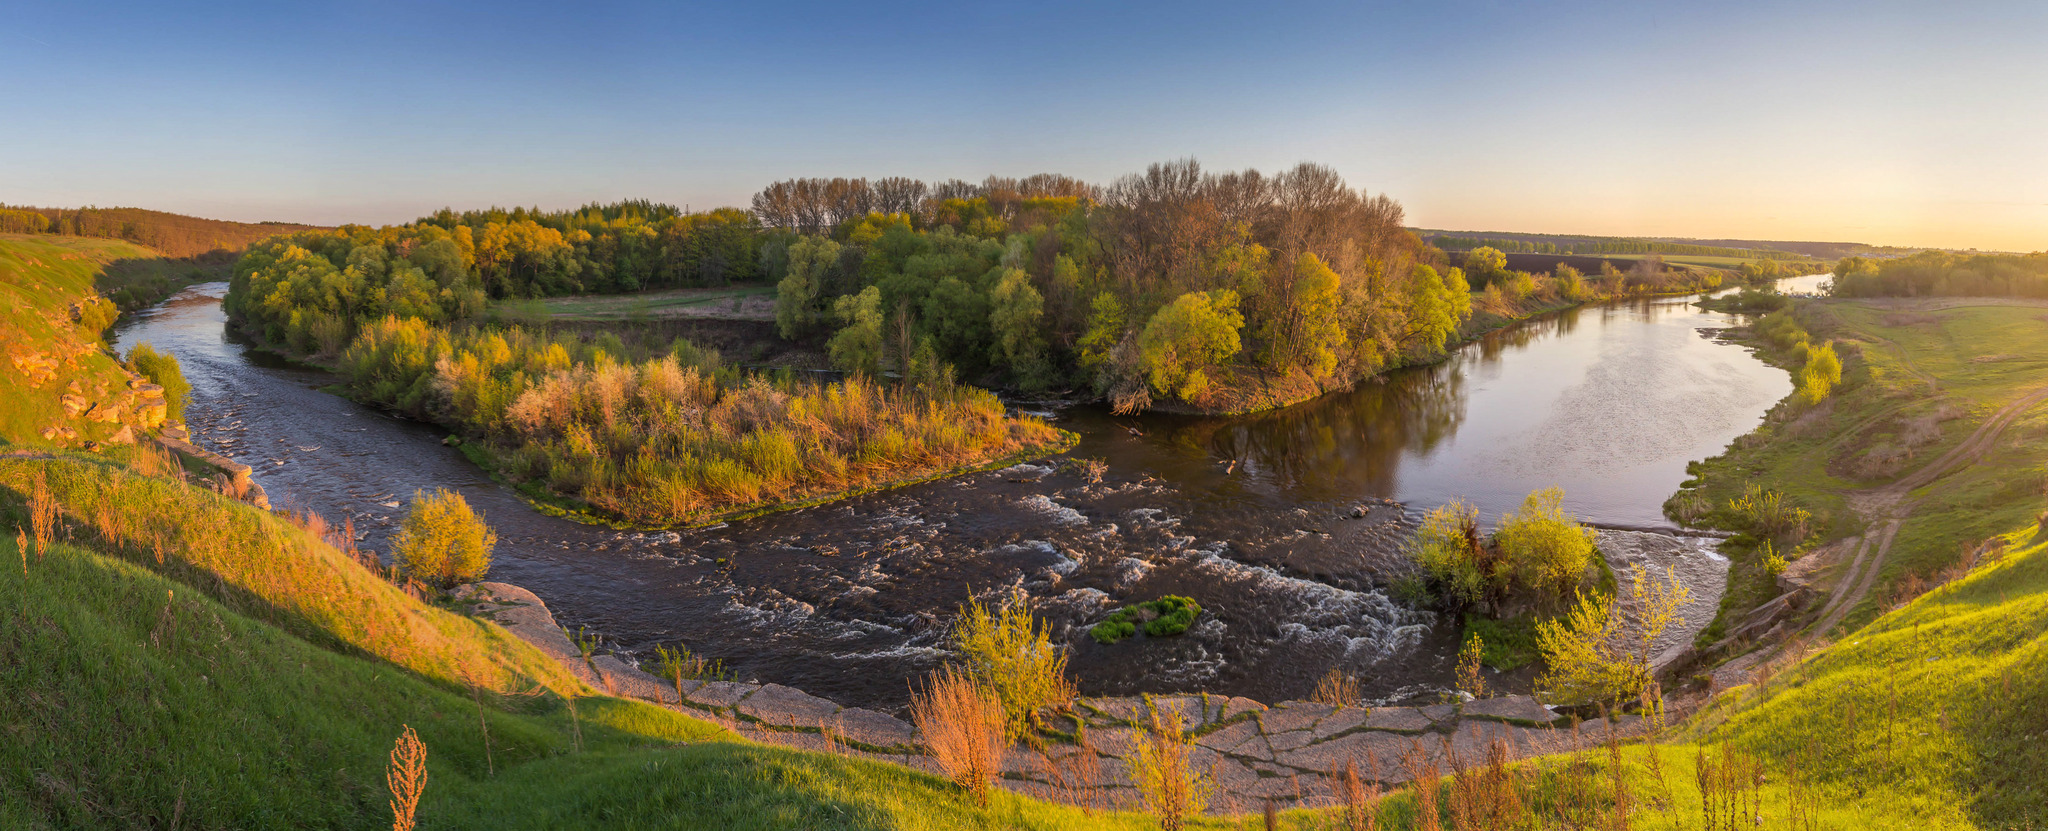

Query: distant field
[1592,252,1817,268]
[516,285,777,321]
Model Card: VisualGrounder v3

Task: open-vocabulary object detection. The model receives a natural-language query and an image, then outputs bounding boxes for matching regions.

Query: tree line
[1832,250,2048,298]
[0,205,318,258]
[1429,233,1810,261]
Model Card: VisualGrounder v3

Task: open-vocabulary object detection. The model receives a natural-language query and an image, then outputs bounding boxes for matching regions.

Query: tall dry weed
[29,469,57,561]
[910,667,1007,806]
[1337,756,1380,831]
[1312,668,1361,708]
[387,725,427,831]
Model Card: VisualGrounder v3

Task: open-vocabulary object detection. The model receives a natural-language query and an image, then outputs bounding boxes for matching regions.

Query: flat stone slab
[1419,703,1459,723]
[1362,706,1434,733]
[1081,697,1148,726]
[832,707,917,749]
[1194,719,1266,756]
[1460,694,1559,726]
[1150,695,1206,728]
[462,582,600,686]
[686,680,761,709]
[1275,730,1411,775]
[738,683,843,728]
[1312,706,1369,738]
[1258,701,1336,735]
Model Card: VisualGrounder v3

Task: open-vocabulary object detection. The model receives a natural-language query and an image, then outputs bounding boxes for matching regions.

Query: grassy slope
[0,453,1194,830]
[0,236,154,448]
[1679,301,2048,638]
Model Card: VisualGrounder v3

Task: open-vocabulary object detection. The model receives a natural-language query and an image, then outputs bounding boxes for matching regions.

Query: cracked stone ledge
[458,580,1647,812]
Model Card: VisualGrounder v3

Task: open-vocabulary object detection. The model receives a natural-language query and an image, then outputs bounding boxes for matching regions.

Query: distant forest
[0,205,319,258]
[1422,232,1812,261]
[1834,251,2048,298]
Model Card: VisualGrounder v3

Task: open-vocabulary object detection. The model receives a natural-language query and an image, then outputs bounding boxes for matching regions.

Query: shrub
[1492,487,1599,597]
[952,594,1074,736]
[1408,498,1488,606]
[1088,596,1203,645]
[1535,569,1689,706]
[909,667,1006,806]
[126,342,191,422]
[1130,710,1211,830]
[392,489,496,589]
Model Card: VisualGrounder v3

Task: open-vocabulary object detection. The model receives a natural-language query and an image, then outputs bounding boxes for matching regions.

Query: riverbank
[1665,296,2048,669]
[1165,284,1727,418]
[224,315,1078,531]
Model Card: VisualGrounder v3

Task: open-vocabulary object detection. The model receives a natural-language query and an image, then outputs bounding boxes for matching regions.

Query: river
[115,285,1790,711]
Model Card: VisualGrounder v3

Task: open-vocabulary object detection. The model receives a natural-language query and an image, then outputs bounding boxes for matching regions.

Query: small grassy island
[1089,595,1203,644]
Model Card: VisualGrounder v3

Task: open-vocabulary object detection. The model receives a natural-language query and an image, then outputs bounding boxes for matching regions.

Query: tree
[1260,253,1345,381]
[987,268,1049,386]
[827,286,885,376]
[1462,246,1508,288]
[1404,264,1470,353]
[775,237,841,340]
[392,488,497,589]
[1138,290,1244,402]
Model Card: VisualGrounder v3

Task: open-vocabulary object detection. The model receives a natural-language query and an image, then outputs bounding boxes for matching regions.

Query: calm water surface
[116,285,1789,711]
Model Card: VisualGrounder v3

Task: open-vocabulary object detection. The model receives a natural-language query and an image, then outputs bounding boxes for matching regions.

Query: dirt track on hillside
[1807,384,2048,634]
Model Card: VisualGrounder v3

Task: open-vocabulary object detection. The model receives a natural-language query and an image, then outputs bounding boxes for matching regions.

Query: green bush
[393,488,497,589]
[125,342,190,422]
[1492,486,1599,597]
[952,595,1073,736]
[1089,596,1202,645]
[1407,489,1598,610]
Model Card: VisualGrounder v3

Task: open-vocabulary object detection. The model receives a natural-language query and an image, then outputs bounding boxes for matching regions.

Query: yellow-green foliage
[1535,570,1687,706]
[1139,289,1244,402]
[340,315,1067,525]
[124,342,190,422]
[1492,487,1600,596]
[952,595,1074,737]
[394,488,497,589]
[0,236,160,447]
[1686,520,2048,827]
[1410,489,1600,609]
[0,455,581,696]
[1408,498,1488,605]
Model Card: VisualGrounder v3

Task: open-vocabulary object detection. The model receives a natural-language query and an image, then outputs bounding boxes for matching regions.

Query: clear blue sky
[5,0,2043,251]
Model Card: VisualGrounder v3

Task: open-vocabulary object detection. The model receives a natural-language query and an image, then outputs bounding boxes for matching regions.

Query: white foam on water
[1017,494,1086,525]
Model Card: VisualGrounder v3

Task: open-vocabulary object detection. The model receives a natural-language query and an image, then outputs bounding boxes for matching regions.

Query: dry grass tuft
[386,724,427,831]
[910,667,1007,806]
[1311,667,1360,708]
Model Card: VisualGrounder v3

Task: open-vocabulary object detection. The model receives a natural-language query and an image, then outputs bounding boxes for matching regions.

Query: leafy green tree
[392,488,497,589]
[1260,253,1346,380]
[1077,292,1125,373]
[775,237,841,340]
[1405,264,1471,353]
[827,286,885,377]
[1139,290,1244,402]
[1462,246,1509,288]
[125,343,190,422]
[987,268,1049,386]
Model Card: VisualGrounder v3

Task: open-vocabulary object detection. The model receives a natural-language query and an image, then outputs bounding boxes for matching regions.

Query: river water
[116,285,1789,711]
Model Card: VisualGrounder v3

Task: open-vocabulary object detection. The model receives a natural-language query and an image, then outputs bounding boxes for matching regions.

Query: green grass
[1673,299,2048,636]
[1678,520,2048,828]
[0,452,1219,829]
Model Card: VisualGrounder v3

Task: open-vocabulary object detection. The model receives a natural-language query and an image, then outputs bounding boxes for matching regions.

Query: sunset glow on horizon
[4,0,2043,251]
